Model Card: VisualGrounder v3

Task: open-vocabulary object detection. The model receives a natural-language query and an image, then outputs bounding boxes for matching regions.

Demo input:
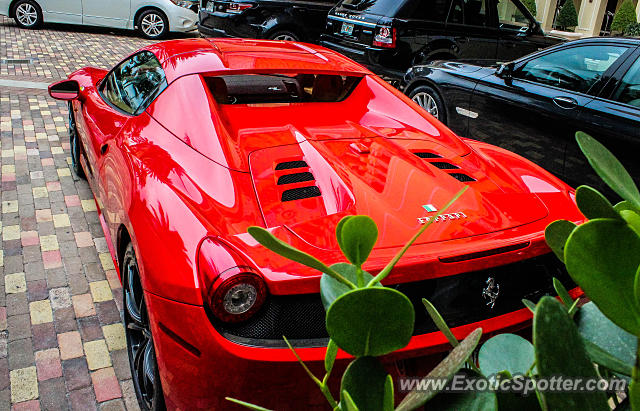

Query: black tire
[137,9,169,40]
[68,102,86,180]
[12,0,42,29]
[122,243,166,411]
[268,29,300,41]
[408,84,447,124]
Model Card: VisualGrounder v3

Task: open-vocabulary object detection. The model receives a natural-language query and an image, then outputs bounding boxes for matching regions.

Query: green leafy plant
[612,0,638,33]
[624,22,640,36]
[522,0,537,17]
[556,0,578,30]
[545,131,640,409]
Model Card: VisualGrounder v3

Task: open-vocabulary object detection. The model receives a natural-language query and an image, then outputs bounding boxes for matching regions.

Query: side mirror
[48,79,80,101]
[496,63,514,80]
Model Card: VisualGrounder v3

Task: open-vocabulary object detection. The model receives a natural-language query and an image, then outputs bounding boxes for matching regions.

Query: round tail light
[198,237,268,323]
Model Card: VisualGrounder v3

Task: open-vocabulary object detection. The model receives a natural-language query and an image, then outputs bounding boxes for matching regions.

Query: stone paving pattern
[1,15,196,410]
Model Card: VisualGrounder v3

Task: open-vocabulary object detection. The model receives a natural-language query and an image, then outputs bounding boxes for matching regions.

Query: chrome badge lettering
[417,212,467,224]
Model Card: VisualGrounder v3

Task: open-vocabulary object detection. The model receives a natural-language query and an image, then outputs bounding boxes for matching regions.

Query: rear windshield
[205,73,363,105]
[339,0,412,16]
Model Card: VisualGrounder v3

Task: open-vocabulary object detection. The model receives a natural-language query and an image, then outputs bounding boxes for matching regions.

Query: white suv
[0,0,198,39]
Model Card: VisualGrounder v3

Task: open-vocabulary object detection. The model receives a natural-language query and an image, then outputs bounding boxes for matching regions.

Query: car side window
[516,45,628,94]
[447,0,489,26]
[611,57,640,108]
[399,0,451,21]
[100,51,166,115]
[497,0,531,29]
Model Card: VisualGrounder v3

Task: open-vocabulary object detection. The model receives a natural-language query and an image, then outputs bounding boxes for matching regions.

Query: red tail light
[197,237,267,323]
[226,2,253,13]
[373,26,396,48]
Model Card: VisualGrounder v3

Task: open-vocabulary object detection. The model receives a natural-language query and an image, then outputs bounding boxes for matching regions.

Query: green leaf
[248,226,355,289]
[478,334,535,377]
[583,339,633,377]
[522,299,536,313]
[636,265,640,310]
[496,391,542,411]
[630,380,640,411]
[320,263,379,311]
[338,216,378,268]
[576,132,640,208]
[553,277,574,308]
[396,328,483,411]
[576,302,637,370]
[341,390,359,411]
[225,398,273,411]
[368,186,468,286]
[336,216,353,254]
[423,298,458,347]
[614,200,640,214]
[326,287,414,357]
[575,185,620,220]
[341,357,388,411]
[621,210,640,236]
[428,370,498,411]
[534,297,609,410]
[564,218,640,335]
[544,220,576,262]
[383,375,394,411]
[325,339,338,374]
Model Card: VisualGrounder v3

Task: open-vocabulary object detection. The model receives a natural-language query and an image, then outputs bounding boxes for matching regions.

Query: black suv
[320,0,563,80]
[198,0,336,42]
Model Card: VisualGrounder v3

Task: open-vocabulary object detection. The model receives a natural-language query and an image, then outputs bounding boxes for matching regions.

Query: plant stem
[356,267,364,288]
[367,187,468,287]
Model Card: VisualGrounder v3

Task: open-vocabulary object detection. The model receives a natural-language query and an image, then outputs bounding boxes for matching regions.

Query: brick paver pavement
[1,16,197,410]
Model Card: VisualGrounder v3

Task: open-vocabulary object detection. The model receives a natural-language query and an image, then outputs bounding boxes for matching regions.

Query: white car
[0,0,199,39]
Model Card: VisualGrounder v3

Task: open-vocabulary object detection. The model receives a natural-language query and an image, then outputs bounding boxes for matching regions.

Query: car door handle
[100,143,109,155]
[552,96,578,109]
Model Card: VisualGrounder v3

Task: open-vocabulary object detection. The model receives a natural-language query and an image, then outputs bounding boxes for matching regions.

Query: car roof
[143,38,371,83]
[565,36,640,46]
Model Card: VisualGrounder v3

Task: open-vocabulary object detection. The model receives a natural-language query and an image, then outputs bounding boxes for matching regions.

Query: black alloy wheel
[123,243,166,410]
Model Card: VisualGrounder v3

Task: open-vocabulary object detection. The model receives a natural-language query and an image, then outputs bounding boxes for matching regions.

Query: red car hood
[249,133,549,251]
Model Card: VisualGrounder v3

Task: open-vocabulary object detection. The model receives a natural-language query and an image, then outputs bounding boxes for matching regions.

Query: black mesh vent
[275,161,308,170]
[414,152,442,159]
[449,173,476,182]
[277,172,315,185]
[430,161,460,170]
[281,186,321,202]
[215,253,575,347]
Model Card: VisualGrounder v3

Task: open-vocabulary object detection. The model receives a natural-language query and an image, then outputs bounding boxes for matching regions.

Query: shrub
[611,0,638,32]
[556,0,578,30]
[625,21,640,36]
[522,0,537,16]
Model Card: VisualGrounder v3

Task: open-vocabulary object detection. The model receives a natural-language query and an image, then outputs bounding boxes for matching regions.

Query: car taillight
[226,2,253,13]
[373,25,396,48]
[197,237,267,323]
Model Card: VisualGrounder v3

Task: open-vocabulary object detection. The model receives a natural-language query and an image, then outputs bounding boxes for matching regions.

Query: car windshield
[205,73,363,105]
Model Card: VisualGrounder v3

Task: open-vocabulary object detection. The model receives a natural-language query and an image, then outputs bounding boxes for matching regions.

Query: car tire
[68,103,86,180]
[12,0,42,29]
[137,9,169,40]
[123,243,166,411]
[409,84,447,124]
[268,30,300,42]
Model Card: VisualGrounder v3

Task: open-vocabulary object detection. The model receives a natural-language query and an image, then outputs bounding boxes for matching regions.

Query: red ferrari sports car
[48,38,583,410]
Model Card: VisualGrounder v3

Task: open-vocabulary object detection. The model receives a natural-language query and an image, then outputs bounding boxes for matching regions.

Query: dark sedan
[403,37,640,196]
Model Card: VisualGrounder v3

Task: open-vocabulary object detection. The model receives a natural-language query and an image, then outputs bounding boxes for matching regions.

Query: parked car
[0,0,198,39]
[48,37,582,409]
[198,0,335,41]
[403,37,640,196]
[320,0,563,81]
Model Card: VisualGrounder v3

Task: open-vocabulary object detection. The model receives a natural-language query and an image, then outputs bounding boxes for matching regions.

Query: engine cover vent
[414,152,442,159]
[277,172,315,185]
[275,160,309,170]
[449,173,476,182]
[430,161,460,170]
[281,186,321,202]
